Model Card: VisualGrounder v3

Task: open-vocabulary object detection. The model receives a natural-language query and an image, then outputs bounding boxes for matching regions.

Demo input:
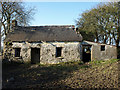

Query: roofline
[15,25,75,28]
[5,41,82,43]
[83,40,117,47]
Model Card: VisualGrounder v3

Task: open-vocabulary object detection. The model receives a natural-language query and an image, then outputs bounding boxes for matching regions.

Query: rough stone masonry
[3,20,117,64]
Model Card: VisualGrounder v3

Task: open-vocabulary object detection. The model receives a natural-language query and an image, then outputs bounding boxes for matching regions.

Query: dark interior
[56,47,62,57]
[82,45,91,63]
[15,48,21,57]
[31,48,40,64]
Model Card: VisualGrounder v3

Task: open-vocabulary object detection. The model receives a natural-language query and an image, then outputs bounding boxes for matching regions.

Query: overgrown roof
[5,26,82,42]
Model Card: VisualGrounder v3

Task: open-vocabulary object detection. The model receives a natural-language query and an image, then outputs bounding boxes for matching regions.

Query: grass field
[2,59,120,89]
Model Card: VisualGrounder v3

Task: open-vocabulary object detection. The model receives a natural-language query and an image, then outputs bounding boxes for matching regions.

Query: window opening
[15,48,21,57]
[56,47,62,57]
[101,45,105,51]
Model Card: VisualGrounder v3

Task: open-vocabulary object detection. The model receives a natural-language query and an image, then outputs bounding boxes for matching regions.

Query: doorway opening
[31,48,40,64]
[82,45,92,63]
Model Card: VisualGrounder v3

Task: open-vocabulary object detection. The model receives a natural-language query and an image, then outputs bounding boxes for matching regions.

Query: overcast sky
[25,2,100,26]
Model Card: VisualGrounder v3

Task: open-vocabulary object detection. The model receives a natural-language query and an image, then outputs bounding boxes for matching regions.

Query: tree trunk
[7,15,11,34]
[116,1,120,59]
[95,31,98,43]
[116,2,120,47]
[109,37,111,45]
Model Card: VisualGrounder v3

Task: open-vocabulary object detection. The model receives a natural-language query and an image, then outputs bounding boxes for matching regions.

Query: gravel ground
[2,59,120,89]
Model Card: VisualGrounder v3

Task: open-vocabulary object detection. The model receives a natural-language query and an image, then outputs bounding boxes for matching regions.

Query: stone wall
[40,42,82,64]
[91,44,117,61]
[3,42,14,61]
[4,42,82,64]
[82,41,117,61]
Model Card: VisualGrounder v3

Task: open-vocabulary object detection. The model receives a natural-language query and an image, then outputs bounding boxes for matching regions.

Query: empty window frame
[15,48,21,57]
[101,45,105,51]
[56,47,62,57]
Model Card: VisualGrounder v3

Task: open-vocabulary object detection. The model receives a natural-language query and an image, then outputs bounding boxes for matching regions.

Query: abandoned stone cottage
[3,21,117,64]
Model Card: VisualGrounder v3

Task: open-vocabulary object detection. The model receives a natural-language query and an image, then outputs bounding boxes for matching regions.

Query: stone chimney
[12,20,17,27]
[72,25,75,30]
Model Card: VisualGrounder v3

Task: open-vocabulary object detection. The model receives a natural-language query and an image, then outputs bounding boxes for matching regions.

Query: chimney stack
[12,20,17,27]
[71,25,75,30]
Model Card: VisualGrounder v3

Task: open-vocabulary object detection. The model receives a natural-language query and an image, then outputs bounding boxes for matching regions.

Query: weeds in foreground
[3,59,119,72]
[89,59,119,65]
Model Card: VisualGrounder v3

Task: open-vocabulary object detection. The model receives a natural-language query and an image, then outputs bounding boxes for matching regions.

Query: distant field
[2,59,120,89]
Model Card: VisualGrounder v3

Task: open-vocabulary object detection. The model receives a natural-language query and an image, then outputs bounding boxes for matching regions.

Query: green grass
[89,59,119,66]
[4,59,119,74]
[42,61,91,73]
[29,59,119,72]
[52,59,119,70]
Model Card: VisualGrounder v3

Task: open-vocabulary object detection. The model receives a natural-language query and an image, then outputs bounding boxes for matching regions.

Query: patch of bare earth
[59,62,119,89]
[2,60,120,89]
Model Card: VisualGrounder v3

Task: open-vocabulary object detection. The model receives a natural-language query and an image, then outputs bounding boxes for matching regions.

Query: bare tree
[0,2,35,36]
[0,2,35,53]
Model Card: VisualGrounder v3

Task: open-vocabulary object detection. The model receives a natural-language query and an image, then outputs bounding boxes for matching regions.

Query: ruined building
[3,20,117,64]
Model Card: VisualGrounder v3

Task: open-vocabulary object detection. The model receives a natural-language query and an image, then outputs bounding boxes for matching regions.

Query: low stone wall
[92,44,117,61]
[82,41,117,61]
[3,41,82,64]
